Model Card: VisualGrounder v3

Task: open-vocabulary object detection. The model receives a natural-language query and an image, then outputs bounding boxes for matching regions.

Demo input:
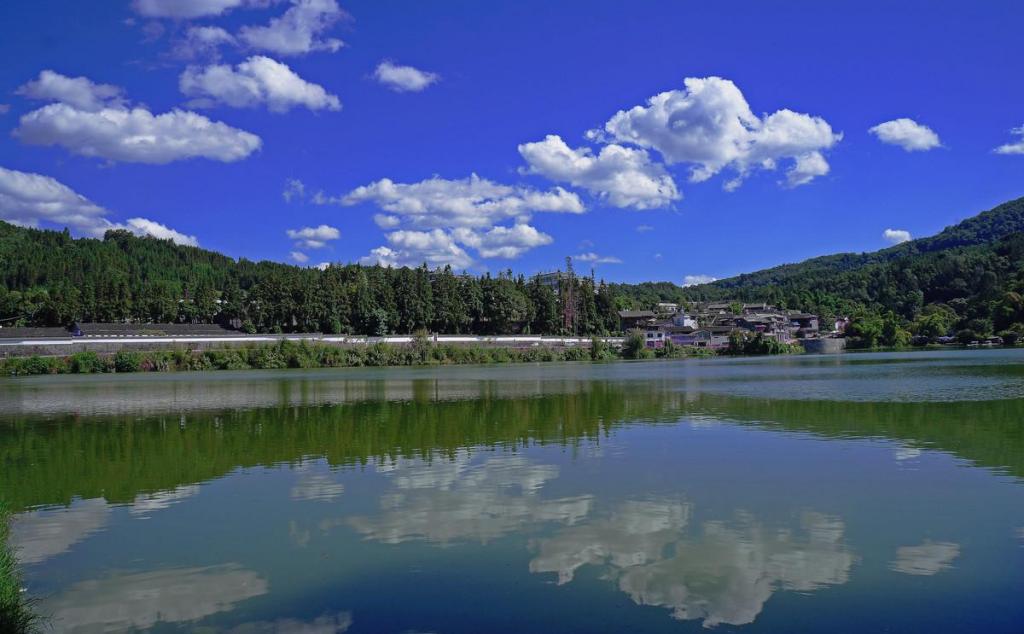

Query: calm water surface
[2,349,1024,633]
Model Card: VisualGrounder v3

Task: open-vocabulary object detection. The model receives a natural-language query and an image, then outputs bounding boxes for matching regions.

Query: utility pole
[562,256,576,334]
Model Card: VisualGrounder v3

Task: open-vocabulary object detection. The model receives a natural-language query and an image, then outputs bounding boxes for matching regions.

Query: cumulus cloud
[574,252,622,264]
[122,218,199,246]
[180,56,341,112]
[682,274,717,287]
[0,166,199,245]
[290,250,309,263]
[869,118,941,151]
[17,70,125,112]
[132,0,252,18]
[170,26,237,61]
[994,126,1024,155]
[337,174,583,267]
[373,61,440,93]
[239,0,345,56]
[14,71,260,164]
[784,151,831,188]
[519,135,680,209]
[282,178,305,202]
[451,223,553,259]
[287,223,340,248]
[589,76,841,189]
[373,213,400,228]
[16,103,260,164]
[339,174,583,229]
[883,228,912,244]
[360,229,473,270]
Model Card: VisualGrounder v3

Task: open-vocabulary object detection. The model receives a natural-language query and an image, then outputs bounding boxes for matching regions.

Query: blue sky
[1,0,1022,284]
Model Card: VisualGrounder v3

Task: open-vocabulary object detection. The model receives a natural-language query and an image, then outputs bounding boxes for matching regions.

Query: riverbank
[0,338,731,377]
[0,504,37,633]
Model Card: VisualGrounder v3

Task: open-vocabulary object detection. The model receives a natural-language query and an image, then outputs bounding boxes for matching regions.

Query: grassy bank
[0,337,726,377]
[0,504,37,633]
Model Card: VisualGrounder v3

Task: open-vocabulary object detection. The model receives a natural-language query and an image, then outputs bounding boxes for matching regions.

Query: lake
[3,349,1024,633]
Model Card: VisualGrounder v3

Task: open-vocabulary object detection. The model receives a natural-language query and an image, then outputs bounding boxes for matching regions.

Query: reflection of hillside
[679,393,1024,479]
[3,377,1024,512]
[0,382,684,511]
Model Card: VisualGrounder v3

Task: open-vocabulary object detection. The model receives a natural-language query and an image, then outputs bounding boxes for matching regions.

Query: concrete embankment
[0,334,624,359]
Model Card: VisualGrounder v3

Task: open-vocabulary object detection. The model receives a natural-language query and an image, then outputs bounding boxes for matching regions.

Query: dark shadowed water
[3,349,1024,633]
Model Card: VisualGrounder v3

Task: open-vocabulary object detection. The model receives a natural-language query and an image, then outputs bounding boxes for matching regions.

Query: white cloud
[373,213,401,228]
[334,174,586,267]
[170,26,237,61]
[17,70,125,112]
[180,56,341,113]
[239,0,345,56]
[290,250,309,263]
[0,166,198,245]
[452,223,553,259]
[784,151,830,188]
[994,126,1024,155]
[340,174,583,266]
[132,0,250,18]
[590,76,841,189]
[883,228,912,244]
[636,224,654,232]
[339,174,583,229]
[282,178,305,202]
[519,135,680,209]
[287,223,340,248]
[869,118,941,151]
[0,165,109,234]
[574,252,622,264]
[359,229,473,270]
[682,274,717,287]
[374,61,440,93]
[122,218,199,247]
[890,541,960,576]
[15,102,261,164]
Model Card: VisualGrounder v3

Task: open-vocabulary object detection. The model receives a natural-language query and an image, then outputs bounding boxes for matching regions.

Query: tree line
[0,222,623,335]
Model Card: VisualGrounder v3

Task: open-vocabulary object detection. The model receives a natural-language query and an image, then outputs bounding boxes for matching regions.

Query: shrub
[113,351,142,373]
[621,329,647,360]
[69,351,102,374]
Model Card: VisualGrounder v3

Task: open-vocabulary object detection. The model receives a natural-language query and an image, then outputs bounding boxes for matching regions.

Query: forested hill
[0,222,622,335]
[681,195,1024,342]
[3,194,1024,341]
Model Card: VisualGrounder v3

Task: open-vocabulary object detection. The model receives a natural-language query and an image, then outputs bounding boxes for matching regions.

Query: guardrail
[0,333,625,350]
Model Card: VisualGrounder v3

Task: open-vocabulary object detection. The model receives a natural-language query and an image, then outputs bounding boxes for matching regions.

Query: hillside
[0,222,621,336]
[675,196,1024,342]
[2,195,1024,342]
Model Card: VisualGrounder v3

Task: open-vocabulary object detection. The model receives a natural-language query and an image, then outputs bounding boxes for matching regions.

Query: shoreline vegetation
[0,332,744,377]
[0,504,38,634]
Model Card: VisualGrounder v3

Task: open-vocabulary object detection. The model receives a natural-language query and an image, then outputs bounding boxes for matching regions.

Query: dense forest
[0,221,621,335]
[3,195,1024,343]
